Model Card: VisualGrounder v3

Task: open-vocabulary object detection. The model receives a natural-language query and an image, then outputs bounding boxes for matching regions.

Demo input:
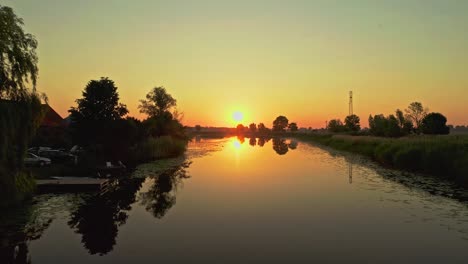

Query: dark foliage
[421,112,450,135]
[272,138,289,155]
[344,114,360,132]
[273,116,289,132]
[69,77,128,149]
[0,5,38,100]
[288,122,298,132]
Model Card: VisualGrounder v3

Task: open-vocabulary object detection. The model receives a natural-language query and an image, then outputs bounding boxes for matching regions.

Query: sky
[2,0,468,127]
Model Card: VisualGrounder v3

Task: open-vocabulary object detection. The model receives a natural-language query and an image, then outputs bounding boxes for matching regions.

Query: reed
[294,134,468,183]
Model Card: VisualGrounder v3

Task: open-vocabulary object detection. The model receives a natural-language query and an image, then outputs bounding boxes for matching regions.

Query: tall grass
[294,134,468,184]
[131,136,187,162]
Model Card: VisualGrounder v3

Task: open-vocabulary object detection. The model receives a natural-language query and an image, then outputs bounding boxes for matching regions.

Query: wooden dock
[36,177,110,193]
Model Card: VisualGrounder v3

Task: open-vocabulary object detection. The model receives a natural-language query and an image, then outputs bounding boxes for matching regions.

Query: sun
[232,111,244,123]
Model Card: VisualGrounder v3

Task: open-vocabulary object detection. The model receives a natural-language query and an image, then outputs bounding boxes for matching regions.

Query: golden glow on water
[7,137,468,262]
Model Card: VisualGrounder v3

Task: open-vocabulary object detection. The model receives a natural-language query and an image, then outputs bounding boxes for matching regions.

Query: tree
[70,78,128,122]
[236,124,245,134]
[258,123,267,133]
[327,119,344,133]
[395,109,413,135]
[344,115,360,132]
[369,114,403,137]
[272,116,289,132]
[421,113,450,135]
[195,125,201,132]
[405,102,428,131]
[395,109,405,128]
[69,77,128,146]
[249,123,257,133]
[0,6,43,205]
[0,5,38,99]
[139,87,176,118]
[385,115,402,137]
[288,122,298,132]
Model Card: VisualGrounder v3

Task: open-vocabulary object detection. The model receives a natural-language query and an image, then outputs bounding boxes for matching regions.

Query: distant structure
[349,91,353,116]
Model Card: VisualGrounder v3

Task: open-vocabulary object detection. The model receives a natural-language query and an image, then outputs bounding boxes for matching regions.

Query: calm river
[2,137,468,263]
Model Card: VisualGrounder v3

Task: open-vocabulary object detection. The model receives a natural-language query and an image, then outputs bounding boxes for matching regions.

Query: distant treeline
[327,102,451,137]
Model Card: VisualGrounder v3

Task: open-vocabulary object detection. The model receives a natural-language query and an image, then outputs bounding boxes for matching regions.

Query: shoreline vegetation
[291,133,468,185]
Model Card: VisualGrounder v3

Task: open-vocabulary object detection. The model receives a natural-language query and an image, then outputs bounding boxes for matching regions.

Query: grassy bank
[293,133,468,184]
[131,136,188,163]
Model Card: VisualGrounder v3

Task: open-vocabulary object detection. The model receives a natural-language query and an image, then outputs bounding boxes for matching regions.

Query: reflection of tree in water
[0,195,73,264]
[139,164,190,219]
[67,178,144,256]
[272,138,289,155]
[249,137,256,147]
[0,211,45,264]
[257,137,265,147]
[288,140,298,150]
[0,242,30,264]
[237,135,245,144]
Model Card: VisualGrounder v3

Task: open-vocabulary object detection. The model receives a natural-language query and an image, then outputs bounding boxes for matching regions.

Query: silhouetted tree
[369,114,403,137]
[405,102,428,132]
[395,109,413,135]
[288,122,298,132]
[138,86,176,118]
[344,115,360,132]
[272,138,288,155]
[69,78,128,153]
[195,125,201,131]
[327,119,345,133]
[0,5,44,203]
[258,123,268,134]
[421,112,450,135]
[138,87,186,140]
[0,5,38,99]
[273,116,288,132]
[236,124,245,134]
[249,123,257,133]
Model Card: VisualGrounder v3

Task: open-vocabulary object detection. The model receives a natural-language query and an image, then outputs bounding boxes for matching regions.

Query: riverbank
[292,133,468,184]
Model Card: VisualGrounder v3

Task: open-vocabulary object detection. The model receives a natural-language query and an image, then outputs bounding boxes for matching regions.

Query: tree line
[327,102,450,137]
[225,116,299,135]
[68,77,187,165]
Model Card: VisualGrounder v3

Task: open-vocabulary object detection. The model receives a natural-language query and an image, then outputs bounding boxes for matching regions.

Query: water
[2,137,468,263]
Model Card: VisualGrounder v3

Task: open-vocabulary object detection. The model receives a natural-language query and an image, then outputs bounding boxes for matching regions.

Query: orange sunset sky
[3,0,468,128]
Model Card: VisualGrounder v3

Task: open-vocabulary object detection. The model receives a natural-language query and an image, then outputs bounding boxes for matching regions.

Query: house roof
[41,104,65,127]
